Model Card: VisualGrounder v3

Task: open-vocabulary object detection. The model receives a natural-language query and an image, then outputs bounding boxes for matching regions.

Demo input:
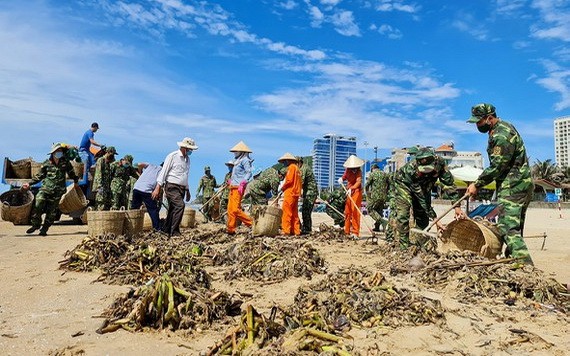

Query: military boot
[26,226,39,234]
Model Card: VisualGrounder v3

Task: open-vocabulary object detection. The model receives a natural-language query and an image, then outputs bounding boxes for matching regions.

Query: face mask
[234,152,241,159]
[477,122,491,133]
[187,150,192,156]
[123,164,130,168]
[54,151,64,159]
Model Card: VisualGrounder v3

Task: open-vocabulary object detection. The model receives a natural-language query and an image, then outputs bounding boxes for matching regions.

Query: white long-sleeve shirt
[156,150,190,188]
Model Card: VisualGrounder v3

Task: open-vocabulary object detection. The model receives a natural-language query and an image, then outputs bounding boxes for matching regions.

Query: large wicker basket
[10,158,32,179]
[70,161,85,179]
[180,208,196,228]
[252,205,282,237]
[124,209,145,237]
[86,209,125,237]
[30,161,43,178]
[59,184,88,214]
[440,218,502,258]
[1,190,34,225]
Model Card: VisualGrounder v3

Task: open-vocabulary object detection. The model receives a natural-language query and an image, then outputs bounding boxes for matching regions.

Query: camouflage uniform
[385,173,397,241]
[220,171,232,217]
[469,105,533,263]
[365,167,389,232]
[393,151,457,249]
[246,167,280,205]
[325,189,346,227]
[300,163,318,233]
[93,156,114,210]
[28,148,79,234]
[110,156,139,210]
[196,169,218,220]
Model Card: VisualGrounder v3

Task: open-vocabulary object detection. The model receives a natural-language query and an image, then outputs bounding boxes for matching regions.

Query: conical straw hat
[278,152,297,162]
[343,155,364,168]
[229,141,252,153]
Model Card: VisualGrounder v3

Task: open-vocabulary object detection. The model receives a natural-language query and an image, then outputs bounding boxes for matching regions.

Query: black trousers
[131,189,161,230]
[162,183,185,235]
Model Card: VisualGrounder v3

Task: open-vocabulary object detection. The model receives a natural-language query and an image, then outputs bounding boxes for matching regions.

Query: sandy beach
[0,204,568,355]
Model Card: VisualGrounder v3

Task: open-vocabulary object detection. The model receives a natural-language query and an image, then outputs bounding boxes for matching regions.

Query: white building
[554,116,570,167]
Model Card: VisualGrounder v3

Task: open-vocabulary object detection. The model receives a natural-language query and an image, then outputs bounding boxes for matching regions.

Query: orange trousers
[281,193,300,235]
[227,186,252,233]
[344,189,362,236]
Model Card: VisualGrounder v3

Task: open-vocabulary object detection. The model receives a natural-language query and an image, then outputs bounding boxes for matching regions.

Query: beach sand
[0,204,568,355]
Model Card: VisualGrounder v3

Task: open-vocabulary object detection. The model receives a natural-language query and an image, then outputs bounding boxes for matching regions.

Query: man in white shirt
[152,137,198,236]
[132,162,162,230]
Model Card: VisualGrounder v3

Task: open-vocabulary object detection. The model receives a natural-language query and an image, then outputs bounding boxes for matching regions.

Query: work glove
[238,181,247,195]
[337,177,343,185]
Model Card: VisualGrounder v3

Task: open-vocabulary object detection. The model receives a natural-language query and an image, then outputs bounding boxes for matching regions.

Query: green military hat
[407,146,419,155]
[123,154,133,164]
[204,166,211,171]
[371,163,379,169]
[106,146,118,155]
[416,148,436,173]
[467,103,496,123]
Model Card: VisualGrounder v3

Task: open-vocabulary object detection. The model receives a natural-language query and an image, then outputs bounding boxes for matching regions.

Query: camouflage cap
[106,146,118,155]
[371,163,379,169]
[204,166,211,171]
[467,103,496,123]
[407,146,420,155]
[123,154,133,164]
[416,148,435,173]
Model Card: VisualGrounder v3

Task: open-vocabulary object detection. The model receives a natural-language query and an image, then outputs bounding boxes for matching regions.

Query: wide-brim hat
[229,141,252,153]
[224,160,235,166]
[177,137,199,150]
[278,152,297,162]
[49,143,64,154]
[343,155,364,168]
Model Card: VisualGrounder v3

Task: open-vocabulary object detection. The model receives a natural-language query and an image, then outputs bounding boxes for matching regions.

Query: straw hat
[177,137,198,150]
[278,152,298,162]
[343,155,364,168]
[229,141,252,153]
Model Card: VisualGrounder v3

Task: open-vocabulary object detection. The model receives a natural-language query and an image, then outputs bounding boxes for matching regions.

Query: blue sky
[1,0,569,192]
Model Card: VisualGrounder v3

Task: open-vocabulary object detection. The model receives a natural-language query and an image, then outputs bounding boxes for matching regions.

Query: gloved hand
[238,181,247,195]
[337,177,343,185]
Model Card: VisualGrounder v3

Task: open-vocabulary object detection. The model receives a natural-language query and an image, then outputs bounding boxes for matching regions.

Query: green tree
[531,159,559,181]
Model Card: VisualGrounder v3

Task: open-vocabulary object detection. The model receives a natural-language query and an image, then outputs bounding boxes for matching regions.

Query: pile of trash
[59,231,214,287]
[97,274,242,333]
[214,238,327,282]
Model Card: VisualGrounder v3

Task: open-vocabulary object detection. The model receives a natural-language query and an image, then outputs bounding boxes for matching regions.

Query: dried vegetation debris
[214,238,327,282]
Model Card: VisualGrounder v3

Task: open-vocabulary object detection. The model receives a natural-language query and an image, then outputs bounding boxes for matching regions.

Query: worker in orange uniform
[278,153,302,235]
[338,155,365,237]
[226,141,254,234]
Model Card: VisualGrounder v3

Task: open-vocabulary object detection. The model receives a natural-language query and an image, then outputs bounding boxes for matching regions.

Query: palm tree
[531,159,559,181]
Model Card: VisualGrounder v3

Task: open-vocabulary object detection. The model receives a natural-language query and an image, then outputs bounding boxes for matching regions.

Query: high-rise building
[312,134,357,190]
[554,116,570,167]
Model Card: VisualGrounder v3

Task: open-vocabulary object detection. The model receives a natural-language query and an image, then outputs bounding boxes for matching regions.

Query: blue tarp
[468,204,499,219]
[545,193,560,202]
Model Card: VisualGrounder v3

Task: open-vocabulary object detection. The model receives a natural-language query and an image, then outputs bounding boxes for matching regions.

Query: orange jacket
[342,168,362,191]
[282,163,302,197]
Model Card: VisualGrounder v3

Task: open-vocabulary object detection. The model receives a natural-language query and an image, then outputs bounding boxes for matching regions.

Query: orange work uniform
[342,168,362,236]
[227,186,252,234]
[281,163,302,235]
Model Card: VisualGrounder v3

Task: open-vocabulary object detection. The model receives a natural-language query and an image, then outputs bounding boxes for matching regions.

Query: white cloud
[308,5,325,27]
[375,0,419,13]
[278,0,299,10]
[371,23,403,39]
[495,0,528,17]
[330,10,360,36]
[320,0,342,6]
[451,15,490,41]
[530,0,570,42]
[535,59,570,110]
[513,40,532,49]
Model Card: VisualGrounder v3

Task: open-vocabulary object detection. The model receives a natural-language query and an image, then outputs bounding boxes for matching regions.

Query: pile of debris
[97,274,242,333]
[59,231,214,287]
[214,238,327,282]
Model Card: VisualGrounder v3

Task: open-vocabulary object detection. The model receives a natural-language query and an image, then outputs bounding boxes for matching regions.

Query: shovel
[409,193,469,240]
[340,183,378,242]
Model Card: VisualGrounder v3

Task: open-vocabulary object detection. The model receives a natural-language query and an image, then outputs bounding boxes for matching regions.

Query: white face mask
[54,151,64,159]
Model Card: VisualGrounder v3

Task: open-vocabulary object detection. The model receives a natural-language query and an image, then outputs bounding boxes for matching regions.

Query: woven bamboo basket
[180,208,196,228]
[143,212,153,231]
[252,205,282,237]
[11,158,32,179]
[86,209,125,237]
[0,190,34,225]
[30,161,43,178]
[59,184,88,214]
[440,218,502,259]
[124,209,145,237]
[70,161,85,179]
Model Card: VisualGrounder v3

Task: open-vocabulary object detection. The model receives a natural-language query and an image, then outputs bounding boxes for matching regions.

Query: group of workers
[20,102,534,265]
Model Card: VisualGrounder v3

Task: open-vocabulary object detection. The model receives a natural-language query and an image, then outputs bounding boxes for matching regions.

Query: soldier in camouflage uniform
[196,166,218,220]
[393,148,462,249]
[110,154,139,210]
[466,103,534,265]
[299,157,318,234]
[92,146,118,211]
[220,161,234,219]
[365,163,389,232]
[245,167,281,205]
[23,143,79,236]
[325,189,346,227]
